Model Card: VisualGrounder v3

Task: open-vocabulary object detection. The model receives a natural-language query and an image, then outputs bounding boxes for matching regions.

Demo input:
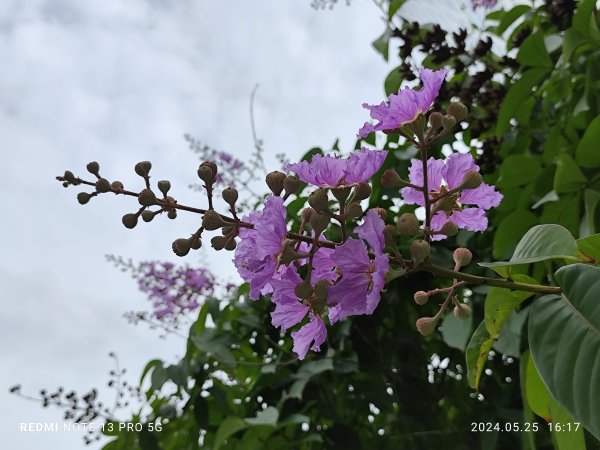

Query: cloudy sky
[0,0,486,448]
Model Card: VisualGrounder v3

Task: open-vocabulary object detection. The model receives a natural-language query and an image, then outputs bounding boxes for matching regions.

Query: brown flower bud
[432,195,456,214]
[86,161,100,177]
[63,170,77,184]
[345,202,363,219]
[301,207,314,224]
[438,221,458,237]
[295,279,313,300]
[353,182,372,202]
[211,236,227,250]
[266,171,286,196]
[172,238,191,256]
[202,210,227,231]
[167,209,177,220]
[308,279,330,313]
[310,211,330,237]
[278,240,306,265]
[190,236,202,250]
[381,169,407,189]
[122,213,138,229]
[396,213,420,235]
[202,161,218,179]
[95,178,112,193]
[332,187,351,203]
[141,209,156,222]
[224,237,237,251]
[111,181,124,191]
[413,291,429,305]
[383,225,397,248]
[410,239,430,263]
[453,303,472,320]
[429,112,443,130]
[453,248,473,267]
[77,192,92,205]
[157,180,171,196]
[372,208,387,221]
[138,188,157,206]
[416,316,438,336]
[283,175,301,196]
[447,102,468,122]
[308,188,330,212]
[460,170,482,190]
[135,161,152,177]
[197,165,213,184]
[222,187,238,207]
[441,114,457,132]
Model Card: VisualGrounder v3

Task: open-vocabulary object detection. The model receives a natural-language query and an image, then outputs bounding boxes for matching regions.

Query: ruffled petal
[450,208,488,232]
[291,316,327,360]
[442,153,477,190]
[460,183,503,210]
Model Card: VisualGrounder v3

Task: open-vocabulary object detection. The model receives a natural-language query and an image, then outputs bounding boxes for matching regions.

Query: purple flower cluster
[402,153,502,239]
[137,262,215,319]
[471,0,498,10]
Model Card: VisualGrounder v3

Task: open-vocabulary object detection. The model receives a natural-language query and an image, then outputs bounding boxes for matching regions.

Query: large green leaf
[497,154,542,188]
[554,153,587,193]
[213,417,248,450]
[516,32,553,68]
[577,233,600,262]
[441,309,472,352]
[466,321,494,389]
[576,115,600,168]
[584,189,600,235]
[481,224,583,276]
[529,264,600,439]
[492,209,538,260]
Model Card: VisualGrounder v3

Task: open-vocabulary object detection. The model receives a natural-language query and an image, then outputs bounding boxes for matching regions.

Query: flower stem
[419,145,432,242]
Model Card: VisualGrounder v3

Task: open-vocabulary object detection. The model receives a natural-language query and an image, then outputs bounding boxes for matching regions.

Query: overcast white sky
[0,0,491,448]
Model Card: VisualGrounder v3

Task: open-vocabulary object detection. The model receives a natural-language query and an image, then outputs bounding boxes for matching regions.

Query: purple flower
[284,148,388,188]
[471,0,498,10]
[358,68,448,138]
[234,195,287,299]
[291,315,327,360]
[327,210,389,322]
[401,153,502,239]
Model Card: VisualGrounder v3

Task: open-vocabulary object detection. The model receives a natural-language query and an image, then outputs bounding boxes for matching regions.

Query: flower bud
[416,316,438,336]
[63,170,77,184]
[413,291,429,305]
[278,240,306,265]
[396,213,420,235]
[211,236,227,251]
[197,165,213,184]
[308,189,329,212]
[202,161,218,180]
[283,175,301,196]
[167,209,177,219]
[432,195,456,214]
[429,112,443,131]
[141,209,156,222]
[381,169,406,189]
[383,225,397,248]
[77,192,92,205]
[410,239,430,263]
[460,170,482,190]
[372,208,387,221]
[111,181,124,191]
[345,202,363,219]
[295,279,313,300]
[224,237,237,251]
[301,207,314,224]
[453,303,472,320]
[135,161,152,177]
[86,161,100,177]
[138,188,157,206]
[95,178,112,193]
[222,187,238,207]
[438,221,458,237]
[172,238,191,256]
[266,171,286,196]
[453,248,473,268]
[122,213,138,229]
[308,279,330,313]
[332,187,351,203]
[157,180,171,196]
[447,102,468,122]
[310,211,330,237]
[190,237,202,250]
[353,183,372,202]
[441,114,457,132]
[202,210,227,231]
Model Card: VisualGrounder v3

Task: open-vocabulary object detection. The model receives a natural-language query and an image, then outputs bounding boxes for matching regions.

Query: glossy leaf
[214,417,248,450]
[576,115,600,168]
[554,153,587,193]
[466,321,494,389]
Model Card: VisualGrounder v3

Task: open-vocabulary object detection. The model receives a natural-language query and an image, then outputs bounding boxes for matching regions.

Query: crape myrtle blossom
[328,210,389,322]
[401,153,502,239]
[358,68,448,138]
[233,195,287,299]
[471,0,498,11]
[284,148,388,188]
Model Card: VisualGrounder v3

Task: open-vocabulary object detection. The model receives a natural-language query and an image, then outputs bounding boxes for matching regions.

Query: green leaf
[497,155,541,188]
[497,4,531,35]
[213,417,248,450]
[572,0,597,36]
[583,189,600,234]
[493,307,529,358]
[482,224,582,276]
[484,286,533,337]
[576,115,600,168]
[388,0,406,19]
[245,407,279,426]
[496,68,548,136]
[529,264,600,439]
[466,321,494,389]
[554,153,587,193]
[140,359,162,385]
[516,32,553,68]
[372,27,391,61]
[441,309,472,352]
[577,233,600,262]
[384,66,402,96]
[491,210,538,260]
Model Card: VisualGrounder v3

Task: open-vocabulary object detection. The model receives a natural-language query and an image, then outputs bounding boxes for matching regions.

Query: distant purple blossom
[291,315,327,360]
[234,195,287,299]
[328,210,389,322]
[471,0,498,10]
[401,153,502,239]
[358,68,448,138]
[137,261,215,319]
[284,148,387,188]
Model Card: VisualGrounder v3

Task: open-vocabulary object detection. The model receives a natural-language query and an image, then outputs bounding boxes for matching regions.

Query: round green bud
[381,169,406,189]
[383,225,398,248]
[77,192,91,205]
[266,171,286,196]
[190,237,202,250]
[86,161,100,177]
[396,213,420,235]
[141,210,155,223]
[202,210,226,231]
[353,182,372,202]
[416,316,438,336]
[453,248,473,268]
[345,202,363,219]
[410,239,430,263]
[111,181,124,191]
[441,114,457,131]
[447,102,468,122]
[413,291,429,305]
[157,180,171,196]
[172,238,191,256]
[122,213,138,229]
[460,170,482,190]
[95,178,112,193]
[308,188,330,213]
[429,112,443,130]
[197,165,213,184]
[283,175,301,196]
[167,209,177,220]
[224,237,237,251]
[310,211,330,237]
[439,221,458,237]
[453,304,472,320]
[222,187,239,207]
[210,236,227,251]
[135,161,152,176]
[138,188,157,206]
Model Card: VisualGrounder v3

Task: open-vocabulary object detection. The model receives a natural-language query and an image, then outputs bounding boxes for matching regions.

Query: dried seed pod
[172,238,191,257]
[95,178,112,193]
[266,171,286,196]
[190,236,202,250]
[138,189,157,206]
[122,213,138,229]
